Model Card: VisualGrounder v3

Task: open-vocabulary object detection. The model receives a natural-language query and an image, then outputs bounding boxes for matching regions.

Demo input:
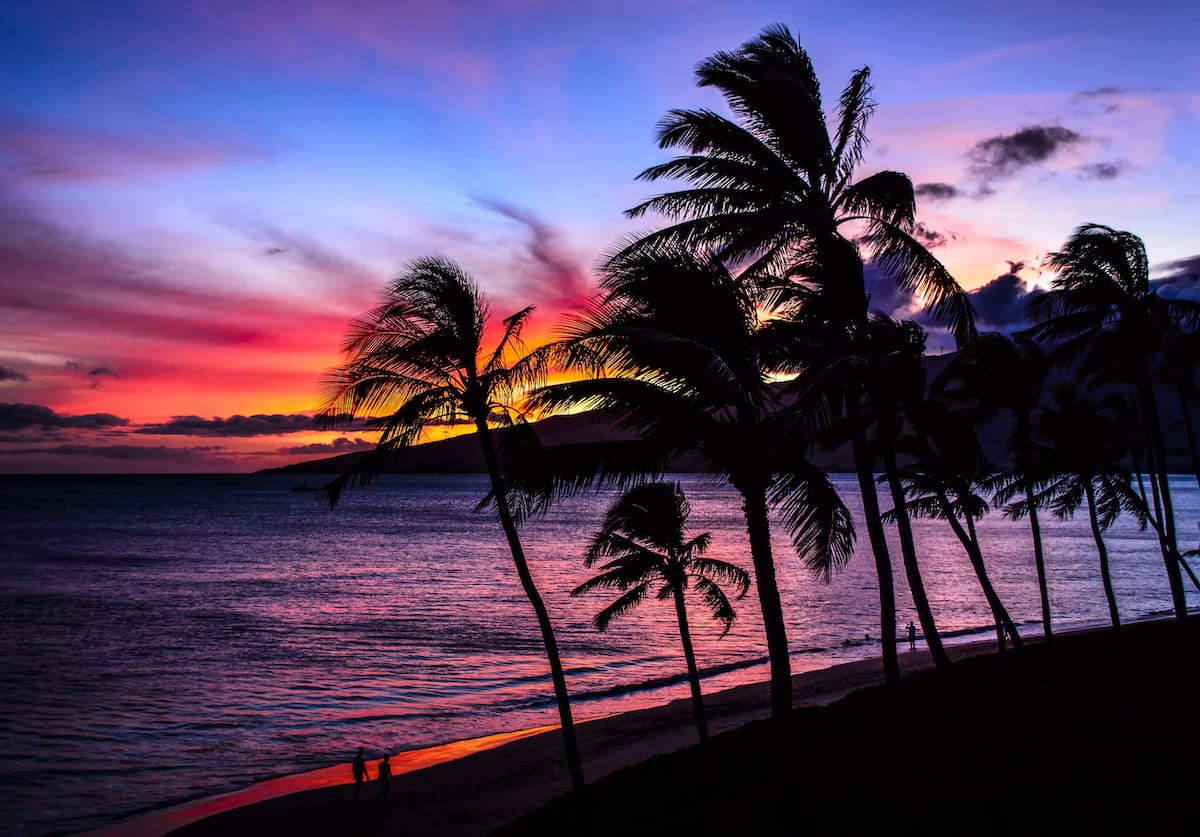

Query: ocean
[2,472,1197,835]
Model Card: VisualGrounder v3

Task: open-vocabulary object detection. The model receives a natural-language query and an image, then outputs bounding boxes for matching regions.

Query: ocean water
[2,472,1197,835]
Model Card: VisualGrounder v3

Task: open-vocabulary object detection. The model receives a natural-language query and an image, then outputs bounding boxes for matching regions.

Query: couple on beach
[351,747,392,801]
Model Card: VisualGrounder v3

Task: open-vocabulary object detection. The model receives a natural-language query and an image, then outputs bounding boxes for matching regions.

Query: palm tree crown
[573,482,750,633]
[619,23,974,343]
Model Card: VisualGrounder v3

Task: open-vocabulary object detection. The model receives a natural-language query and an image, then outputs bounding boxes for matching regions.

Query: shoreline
[87,634,1016,837]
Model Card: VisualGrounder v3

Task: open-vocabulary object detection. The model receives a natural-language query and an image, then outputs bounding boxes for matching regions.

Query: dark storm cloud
[281,437,375,455]
[864,261,916,317]
[966,266,1044,331]
[915,182,960,202]
[1151,254,1200,302]
[967,125,1084,185]
[1077,161,1127,181]
[0,366,29,382]
[136,413,318,437]
[0,403,129,431]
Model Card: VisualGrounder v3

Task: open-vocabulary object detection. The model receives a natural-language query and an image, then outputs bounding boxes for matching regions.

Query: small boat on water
[291,482,323,492]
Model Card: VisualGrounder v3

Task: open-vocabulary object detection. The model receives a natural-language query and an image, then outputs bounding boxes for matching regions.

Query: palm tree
[936,334,1054,640]
[891,401,1024,654]
[612,22,976,701]
[571,482,750,743]
[528,244,854,760]
[1023,224,1200,620]
[1000,385,1145,629]
[318,256,585,795]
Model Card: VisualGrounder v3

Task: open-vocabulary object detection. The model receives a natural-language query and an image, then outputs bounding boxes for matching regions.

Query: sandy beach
[86,641,999,837]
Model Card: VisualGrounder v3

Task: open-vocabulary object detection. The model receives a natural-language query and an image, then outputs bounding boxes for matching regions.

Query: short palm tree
[1023,224,1200,620]
[571,482,750,743]
[318,256,585,794]
[937,333,1055,640]
[1001,385,1145,629]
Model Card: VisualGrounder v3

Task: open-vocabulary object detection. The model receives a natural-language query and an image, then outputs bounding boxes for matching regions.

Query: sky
[1,0,1198,473]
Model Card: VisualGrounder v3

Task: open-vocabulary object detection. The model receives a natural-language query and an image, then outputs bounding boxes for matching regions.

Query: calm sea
[2,473,1197,835]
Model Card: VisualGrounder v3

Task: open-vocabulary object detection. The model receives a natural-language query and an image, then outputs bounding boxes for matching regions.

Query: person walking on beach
[907,621,917,651]
[377,753,392,800]
[352,747,370,802]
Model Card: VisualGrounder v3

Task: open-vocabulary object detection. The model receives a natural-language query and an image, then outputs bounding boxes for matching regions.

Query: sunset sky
[2,0,1197,473]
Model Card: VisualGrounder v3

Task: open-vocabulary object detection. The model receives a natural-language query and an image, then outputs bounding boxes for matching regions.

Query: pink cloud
[0,117,270,183]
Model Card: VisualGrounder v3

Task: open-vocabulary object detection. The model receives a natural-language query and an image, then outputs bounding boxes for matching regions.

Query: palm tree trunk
[474,420,586,795]
[851,420,901,716]
[1177,384,1200,493]
[672,588,709,743]
[1023,477,1053,641]
[738,482,793,733]
[879,441,954,679]
[1137,376,1188,619]
[1083,478,1121,629]
[935,492,1021,653]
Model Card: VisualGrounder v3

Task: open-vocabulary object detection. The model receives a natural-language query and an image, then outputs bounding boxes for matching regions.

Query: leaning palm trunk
[737,479,794,752]
[1083,478,1121,629]
[851,421,902,714]
[935,490,1023,653]
[475,420,585,793]
[1023,476,1053,641]
[880,442,954,677]
[1177,385,1200,493]
[1136,376,1188,619]
[672,590,709,743]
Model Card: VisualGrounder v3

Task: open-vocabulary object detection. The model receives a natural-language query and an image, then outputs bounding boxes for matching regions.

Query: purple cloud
[475,198,595,310]
[967,125,1084,188]
[915,182,960,202]
[136,413,319,437]
[280,436,375,455]
[0,366,29,383]
[0,402,129,432]
[0,117,271,183]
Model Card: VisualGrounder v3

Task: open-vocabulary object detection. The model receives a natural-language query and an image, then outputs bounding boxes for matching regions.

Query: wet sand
[87,641,1000,837]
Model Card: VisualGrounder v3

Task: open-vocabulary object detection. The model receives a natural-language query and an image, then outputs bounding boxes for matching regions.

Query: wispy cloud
[0,116,270,184]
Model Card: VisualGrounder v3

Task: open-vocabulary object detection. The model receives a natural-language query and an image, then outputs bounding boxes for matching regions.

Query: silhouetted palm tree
[1001,385,1145,629]
[319,256,585,794]
[571,482,750,743]
[937,333,1054,640]
[613,22,976,702]
[528,244,854,758]
[891,399,1024,653]
[1024,225,1200,620]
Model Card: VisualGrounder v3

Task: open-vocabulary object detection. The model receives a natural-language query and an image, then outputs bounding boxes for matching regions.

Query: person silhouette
[907,621,917,651]
[351,747,370,802]
[377,753,392,799]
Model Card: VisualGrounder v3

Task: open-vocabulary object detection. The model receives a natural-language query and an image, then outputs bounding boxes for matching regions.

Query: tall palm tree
[528,244,854,759]
[318,256,585,795]
[612,22,976,701]
[936,334,1054,640]
[1024,224,1200,620]
[571,482,750,744]
[1000,385,1145,629]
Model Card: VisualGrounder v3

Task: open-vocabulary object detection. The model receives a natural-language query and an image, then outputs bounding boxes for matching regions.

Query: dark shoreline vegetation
[498,617,1200,837]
